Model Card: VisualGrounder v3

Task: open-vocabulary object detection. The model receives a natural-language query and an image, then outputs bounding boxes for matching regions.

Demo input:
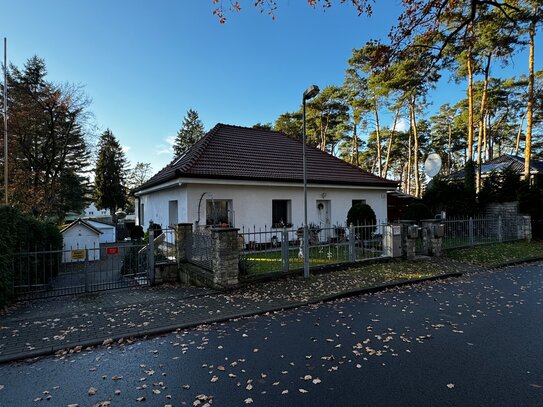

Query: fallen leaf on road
[88,387,97,396]
[244,398,253,404]
[136,396,146,402]
[281,390,288,395]
[446,384,455,389]
[299,388,308,393]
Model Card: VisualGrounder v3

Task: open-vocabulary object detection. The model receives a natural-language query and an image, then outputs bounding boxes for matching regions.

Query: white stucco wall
[61,226,100,262]
[186,182,388,231]
[136,186,188,228]
[136,179,389,232]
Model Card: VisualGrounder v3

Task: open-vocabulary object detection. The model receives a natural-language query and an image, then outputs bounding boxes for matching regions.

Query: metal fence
[155,227,177,263]
[441,215,528,250]
[239,224,386,276]
[11,241,150,300]
[188,227,213,271]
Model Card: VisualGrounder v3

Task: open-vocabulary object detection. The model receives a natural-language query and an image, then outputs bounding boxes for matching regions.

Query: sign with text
[106,246,119,255]
[71,249,86,260]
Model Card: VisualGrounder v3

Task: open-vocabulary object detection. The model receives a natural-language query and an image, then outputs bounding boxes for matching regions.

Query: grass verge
[445,240,543,267]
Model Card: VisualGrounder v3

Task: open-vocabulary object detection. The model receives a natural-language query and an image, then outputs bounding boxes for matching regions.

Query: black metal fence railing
[12,241,150,300]
[187,227,212,271]
[238,224,386,276]
[441,215,528,250]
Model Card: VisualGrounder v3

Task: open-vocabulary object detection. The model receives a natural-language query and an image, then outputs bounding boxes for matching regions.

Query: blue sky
[2,1,541,173]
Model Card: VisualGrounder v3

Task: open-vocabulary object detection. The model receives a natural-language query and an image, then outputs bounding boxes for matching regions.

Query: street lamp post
[302,84,319,279]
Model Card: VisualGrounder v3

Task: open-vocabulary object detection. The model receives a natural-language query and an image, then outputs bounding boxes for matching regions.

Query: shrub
[347,203,377,226]
[402,203,433,222]
[0,206,62,306]
[347,203,377,240]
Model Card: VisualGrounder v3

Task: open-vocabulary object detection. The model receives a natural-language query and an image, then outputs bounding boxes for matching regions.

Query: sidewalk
[0,258,477,364]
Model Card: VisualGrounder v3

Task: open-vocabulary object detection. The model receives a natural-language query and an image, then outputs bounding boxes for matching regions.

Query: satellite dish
[424,153,442,178]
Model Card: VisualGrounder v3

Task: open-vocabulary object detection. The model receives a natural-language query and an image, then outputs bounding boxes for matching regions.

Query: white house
[60,218,102,263]
[134,124,397,237]
[83,202,111,219]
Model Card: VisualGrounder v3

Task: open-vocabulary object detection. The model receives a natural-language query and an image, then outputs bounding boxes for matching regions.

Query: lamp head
[303,85,320,101]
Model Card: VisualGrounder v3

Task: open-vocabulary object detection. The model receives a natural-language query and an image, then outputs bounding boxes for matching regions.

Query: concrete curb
[487,256,543,270]
[0,271,462,365]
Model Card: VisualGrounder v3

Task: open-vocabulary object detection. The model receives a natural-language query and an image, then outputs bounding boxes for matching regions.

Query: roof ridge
[183,124,222,171]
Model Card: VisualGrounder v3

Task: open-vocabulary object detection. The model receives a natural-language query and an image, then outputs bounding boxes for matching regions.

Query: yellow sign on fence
[71,249,86,260]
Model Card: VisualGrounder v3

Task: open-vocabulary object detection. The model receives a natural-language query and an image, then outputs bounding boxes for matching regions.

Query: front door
[316,200,331,242]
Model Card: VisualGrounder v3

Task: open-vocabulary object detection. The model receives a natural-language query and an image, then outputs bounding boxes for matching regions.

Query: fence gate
[11,241,152,300]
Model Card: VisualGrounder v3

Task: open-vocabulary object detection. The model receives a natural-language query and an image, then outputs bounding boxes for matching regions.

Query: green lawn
[241,243,382,274]
[446,240,543,267]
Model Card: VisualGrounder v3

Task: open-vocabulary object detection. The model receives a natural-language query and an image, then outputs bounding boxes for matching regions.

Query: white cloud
[155,135,176,156]
[395,118,409,132]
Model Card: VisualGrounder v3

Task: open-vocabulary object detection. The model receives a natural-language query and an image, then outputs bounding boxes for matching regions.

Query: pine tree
[94,130,128,218]
[173,109,205,156]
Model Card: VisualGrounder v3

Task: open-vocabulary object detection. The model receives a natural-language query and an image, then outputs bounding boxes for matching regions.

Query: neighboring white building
[83,203,111,219]
[60,218,102,263]
[134,124,397,236]
[85,219,116,244]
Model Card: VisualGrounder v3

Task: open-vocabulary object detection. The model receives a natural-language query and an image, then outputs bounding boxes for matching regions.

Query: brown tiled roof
[136,124,398,192]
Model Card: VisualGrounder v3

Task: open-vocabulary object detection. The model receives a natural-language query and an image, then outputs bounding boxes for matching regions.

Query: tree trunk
[467,43,475,162]
[406,126,412,195]
[476,53,491,192]
[352,120,359,166]
[373,102,382,177]
[447,122,452,175]
[409,98,420,197]
[524,14,535,180]
[383,108,399,178]
[515,111,527,155]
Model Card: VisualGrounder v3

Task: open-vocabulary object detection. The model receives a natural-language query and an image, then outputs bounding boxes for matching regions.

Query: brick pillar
[211,228,240,287]
[176,223,193,264]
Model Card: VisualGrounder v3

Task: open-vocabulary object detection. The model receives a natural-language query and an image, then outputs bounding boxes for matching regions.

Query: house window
[206,200,232,226]
[272,200,291,228]
[352,199,366,207]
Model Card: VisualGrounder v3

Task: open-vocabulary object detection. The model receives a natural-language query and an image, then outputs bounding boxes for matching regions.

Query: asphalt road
[1,263,542,406]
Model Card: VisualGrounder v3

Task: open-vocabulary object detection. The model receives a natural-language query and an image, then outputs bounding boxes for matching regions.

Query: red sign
[106,246,119,255]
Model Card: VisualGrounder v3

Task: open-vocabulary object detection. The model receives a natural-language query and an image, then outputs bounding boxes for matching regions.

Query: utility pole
[3,37,7,206]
